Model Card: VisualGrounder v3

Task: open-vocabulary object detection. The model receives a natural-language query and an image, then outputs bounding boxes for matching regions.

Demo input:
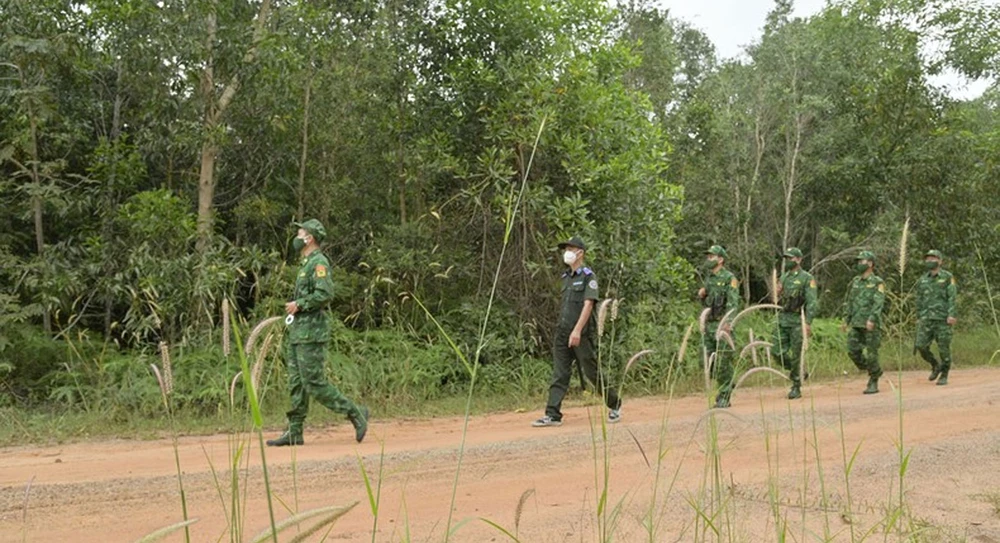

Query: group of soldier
[262,220,958,442]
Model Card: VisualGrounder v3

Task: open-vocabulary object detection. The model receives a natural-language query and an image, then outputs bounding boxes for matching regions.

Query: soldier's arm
[805,277,819,324]
[870,280,886,323]
[576,274,599,334]
[296,263,335,311]
[726,276,740,314]
[947,275,957,319]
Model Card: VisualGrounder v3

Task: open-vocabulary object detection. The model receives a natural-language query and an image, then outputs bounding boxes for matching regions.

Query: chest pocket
[295,270,312,299]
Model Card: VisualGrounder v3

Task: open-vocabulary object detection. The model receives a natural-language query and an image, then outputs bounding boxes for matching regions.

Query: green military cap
[558,236,587,250]
[706,245,728,258]
[294,218,327,242]
[925,249,944,259]
[783,247,803,258]
[856,250,875,261]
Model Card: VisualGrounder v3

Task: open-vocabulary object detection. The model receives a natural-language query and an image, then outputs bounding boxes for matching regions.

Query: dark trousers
[545,330,621,421]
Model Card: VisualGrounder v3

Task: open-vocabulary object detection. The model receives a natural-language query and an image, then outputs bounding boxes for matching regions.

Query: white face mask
[563,250,578,265]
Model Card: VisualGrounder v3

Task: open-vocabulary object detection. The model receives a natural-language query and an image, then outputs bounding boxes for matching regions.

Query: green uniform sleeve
[726,275,740,314]
[584,273,599,301]
[869,279,886,324]
[805,276,819,324]
[296,260,335,312]
[947,274,957,319]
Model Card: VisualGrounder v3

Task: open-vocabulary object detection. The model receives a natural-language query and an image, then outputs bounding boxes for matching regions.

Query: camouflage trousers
[915,319,953,373]
[847,327,882,378]
[773,320,804,387]
[704,321,735,396]
[285,342,362,437]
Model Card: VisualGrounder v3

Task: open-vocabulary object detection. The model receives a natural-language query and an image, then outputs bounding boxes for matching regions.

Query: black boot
[349,407,370,443]
[928,363,941,382]
[266,431,304,447]
[936,371,949,386]
[787,384,802,400]
[863,376,879,395]
[714,394,731,409]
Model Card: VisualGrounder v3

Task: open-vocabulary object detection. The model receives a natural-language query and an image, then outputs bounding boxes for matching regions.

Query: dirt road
[3,369,1000,542]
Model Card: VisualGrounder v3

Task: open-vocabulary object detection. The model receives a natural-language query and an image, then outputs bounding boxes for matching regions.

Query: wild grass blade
[248,503,358,543]
[134,519,200,543]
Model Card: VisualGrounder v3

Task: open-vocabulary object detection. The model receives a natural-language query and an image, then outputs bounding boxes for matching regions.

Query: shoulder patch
[315,264,327,278]
[951,277,956,285]
[581,267,593,276]
[588,280,598,290]
[877,283,885,293]
[809,279,817,288]
[730,278,739,289]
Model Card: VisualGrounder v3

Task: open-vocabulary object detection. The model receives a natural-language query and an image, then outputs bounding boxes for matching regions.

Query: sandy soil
[2,369,1000,542]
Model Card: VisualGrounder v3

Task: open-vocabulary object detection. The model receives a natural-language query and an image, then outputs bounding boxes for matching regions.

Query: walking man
[698,245,740,408]
[267,219,369,446]
[915,249,957,385]
[774,247,818,400]
[842,251,885,395]
[533,236,622,427]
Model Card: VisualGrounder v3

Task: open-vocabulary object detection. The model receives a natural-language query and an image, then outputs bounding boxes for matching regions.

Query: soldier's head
[293,219,326,255]
[705,245,727,271]
[783,247,803,271]
[558,236,587,268]
[924,249,943,271]
[855,250,875,274]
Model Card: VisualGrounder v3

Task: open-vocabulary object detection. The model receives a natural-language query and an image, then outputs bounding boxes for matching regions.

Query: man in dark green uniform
[774,247,818,400]
[267,219,369,446]
[533,236,622,427]
[698,245,740,408]
[915,249,958,385]
[842,250,885,395]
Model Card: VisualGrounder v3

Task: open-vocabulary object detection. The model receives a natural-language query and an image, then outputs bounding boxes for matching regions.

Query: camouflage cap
[783,247,803,258]
[706,245,728,258]
[558,236,587,251]
[856,250,875,262]
[294,219,327,242]
[925,249,944,259]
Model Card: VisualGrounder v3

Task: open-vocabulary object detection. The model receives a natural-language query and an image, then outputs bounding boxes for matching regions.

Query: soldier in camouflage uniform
[774,247,818,400]
[267,219,369,446]
[533,236,622,427]
[842,251,885,395]
[915,249,957,386]
[698,245,740,408]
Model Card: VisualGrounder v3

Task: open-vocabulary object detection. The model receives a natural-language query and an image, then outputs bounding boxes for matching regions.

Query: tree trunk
[27,85,50,333]
[296,72,312,221]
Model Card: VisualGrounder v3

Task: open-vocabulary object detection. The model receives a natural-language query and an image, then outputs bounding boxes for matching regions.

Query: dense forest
[2,0,998,419]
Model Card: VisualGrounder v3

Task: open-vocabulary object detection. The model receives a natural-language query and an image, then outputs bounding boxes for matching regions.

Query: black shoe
[863,377,879,395]
[351,407,370,443]
[266,432,304,447]
[714,395,731,409]
[936,373,949,386]
[929,365,941,381]
[787,386,802,400]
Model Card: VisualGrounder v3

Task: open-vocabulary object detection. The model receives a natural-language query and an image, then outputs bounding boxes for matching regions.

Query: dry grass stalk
[704,352,716,392]
[676,323,694,364]
[249,503,358,543]
[800,308,809,383]
[250,332,275,397]
[728,304,783,329]
[134,518,200,543]
[733,366,789,391]
[245,316,283,354]
[150,364,169,409]
[740,340,773,361]
[771,267,779,305]
[514,488,535,534]
[623,349,655,377]
[899,215,910,276]
[748,329,760,366]
[596,299,612,337]
[698,308,711,335]
[716,329,736,351]
[610,298,621,321]
[22,475,34,526]
[222,298,231,357]
[229,371,243,408]
[158,341,173,395]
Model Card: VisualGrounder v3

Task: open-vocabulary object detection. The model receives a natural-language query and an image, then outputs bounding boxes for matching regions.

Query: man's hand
[697,287,707,299]
[840,322,848,333]
[865,320,875,331]
[947,316,957,326]
[285,301,299,315]
[568,330,582,348]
